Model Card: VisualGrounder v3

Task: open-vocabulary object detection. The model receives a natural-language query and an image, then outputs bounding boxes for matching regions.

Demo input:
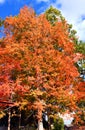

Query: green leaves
[45,6,64,25]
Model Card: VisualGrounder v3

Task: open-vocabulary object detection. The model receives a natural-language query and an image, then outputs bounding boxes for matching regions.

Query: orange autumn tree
[0,6,83,125]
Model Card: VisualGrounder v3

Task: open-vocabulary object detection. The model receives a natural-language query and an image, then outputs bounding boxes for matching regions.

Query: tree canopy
[0,6,84,125]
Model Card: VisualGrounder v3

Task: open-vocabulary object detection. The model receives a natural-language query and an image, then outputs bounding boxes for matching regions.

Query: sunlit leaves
[0,6,84,122]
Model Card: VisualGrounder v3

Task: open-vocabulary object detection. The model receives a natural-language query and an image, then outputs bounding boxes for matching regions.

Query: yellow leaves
[33,90,43,96]
[14,102,20,107]
[0,111,5,119]
[19,99,28,110]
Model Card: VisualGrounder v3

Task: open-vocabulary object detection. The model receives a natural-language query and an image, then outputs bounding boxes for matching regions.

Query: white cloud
[55,0,85,41]
[0,0,5,3]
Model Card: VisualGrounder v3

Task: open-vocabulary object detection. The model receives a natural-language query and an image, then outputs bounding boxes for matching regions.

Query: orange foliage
[0,6,83,120]
[76,82,85,100]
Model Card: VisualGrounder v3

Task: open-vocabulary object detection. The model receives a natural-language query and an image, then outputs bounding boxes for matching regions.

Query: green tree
[53,116,64,130]
[75,41,85,80]
[76,41,85,55]
[45,6,65,25]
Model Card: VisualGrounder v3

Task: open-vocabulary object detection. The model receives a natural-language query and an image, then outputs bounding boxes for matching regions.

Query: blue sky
[0,0,85,41]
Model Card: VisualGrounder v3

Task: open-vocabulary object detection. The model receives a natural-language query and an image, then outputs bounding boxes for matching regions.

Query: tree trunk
[38,119,43,130]
[19,112,21,129]
[8,109,11,130]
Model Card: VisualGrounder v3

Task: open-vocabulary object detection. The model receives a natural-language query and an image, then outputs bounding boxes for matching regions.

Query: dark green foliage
[75,41,85,80]
[76,41,85,55]
[45,6,65,25]
[0,18,4,27]
[53,116,64,130]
